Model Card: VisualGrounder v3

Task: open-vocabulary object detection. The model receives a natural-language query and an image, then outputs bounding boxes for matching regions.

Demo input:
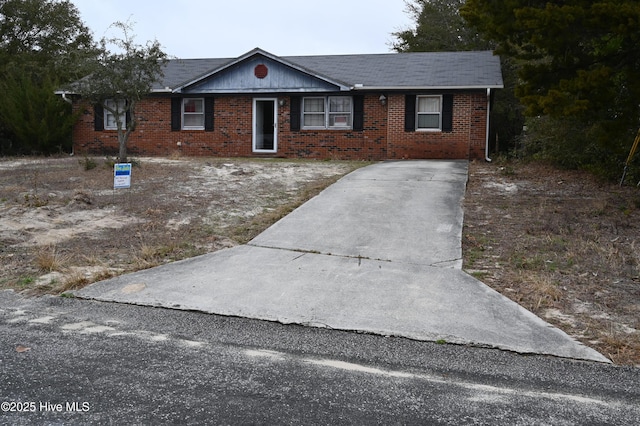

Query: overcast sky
[72,0,414,59]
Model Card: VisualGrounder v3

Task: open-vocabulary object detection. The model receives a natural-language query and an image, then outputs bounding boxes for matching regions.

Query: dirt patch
[0,156,364,294]
[463,160,640,366]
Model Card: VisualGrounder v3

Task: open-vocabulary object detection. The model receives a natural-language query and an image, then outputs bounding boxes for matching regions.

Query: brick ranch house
[65,48,503,161]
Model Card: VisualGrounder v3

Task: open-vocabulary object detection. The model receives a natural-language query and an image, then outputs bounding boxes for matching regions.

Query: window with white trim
[416,95,442,130]
[104,99,126,130]
[302,96,352,129]
[182,98,204,129]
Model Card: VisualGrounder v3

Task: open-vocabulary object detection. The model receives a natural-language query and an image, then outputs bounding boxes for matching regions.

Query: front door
[253,98,277,153]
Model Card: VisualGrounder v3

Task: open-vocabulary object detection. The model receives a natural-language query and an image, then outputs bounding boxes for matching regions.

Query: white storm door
[253,98,277,153]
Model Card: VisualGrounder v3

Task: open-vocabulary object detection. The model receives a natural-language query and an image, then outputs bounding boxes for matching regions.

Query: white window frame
[328,96,353,129]
[182,98,205,130]
[302,97,326,129]
[302,96,353,130]
[104,99,126,130]
[416,95,442,131]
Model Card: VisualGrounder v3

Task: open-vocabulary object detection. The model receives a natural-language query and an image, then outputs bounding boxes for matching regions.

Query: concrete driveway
[75,161,609,363]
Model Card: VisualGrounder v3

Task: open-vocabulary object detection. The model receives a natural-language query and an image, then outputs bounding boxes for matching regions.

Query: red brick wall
[386,92,487,160]
[72,92,488,160]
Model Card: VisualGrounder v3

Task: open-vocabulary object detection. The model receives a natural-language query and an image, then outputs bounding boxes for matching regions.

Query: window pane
[184,99,203,113]
[417,114,440,128]
[304,98,324,113]
[105,99,126,111]
[304,114,325,127]
[104,99,126,129]
[329,97,351,112]
[106,114,117,128]
[184,114,204,127]
[417,97,440,113]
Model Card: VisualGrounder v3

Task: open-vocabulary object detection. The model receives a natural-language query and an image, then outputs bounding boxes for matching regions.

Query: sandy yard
[0,156,361,291]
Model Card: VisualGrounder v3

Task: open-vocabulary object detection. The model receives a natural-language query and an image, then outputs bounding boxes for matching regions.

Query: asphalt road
[1,291,638,425]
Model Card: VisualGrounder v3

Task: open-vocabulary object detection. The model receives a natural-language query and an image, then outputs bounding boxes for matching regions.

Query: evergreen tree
[462,1,640,176]
[0,0,97,154]
[392,0,487,52]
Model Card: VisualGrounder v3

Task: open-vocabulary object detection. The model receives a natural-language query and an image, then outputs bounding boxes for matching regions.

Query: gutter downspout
[61,92,74,155]
[61,92,73,104]
[485,88,492,162]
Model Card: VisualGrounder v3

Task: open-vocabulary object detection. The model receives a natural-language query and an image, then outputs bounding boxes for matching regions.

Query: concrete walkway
[75,161,609,363]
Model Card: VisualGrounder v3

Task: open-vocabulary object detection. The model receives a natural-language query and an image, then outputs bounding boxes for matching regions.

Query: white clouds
[72,0,412,58]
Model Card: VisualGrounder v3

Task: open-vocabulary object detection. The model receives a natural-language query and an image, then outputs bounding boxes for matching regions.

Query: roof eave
[351,84,504,91]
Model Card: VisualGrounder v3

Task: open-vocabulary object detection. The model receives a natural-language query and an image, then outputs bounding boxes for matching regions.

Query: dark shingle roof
[154,49,503,92]
[285,51,503,89]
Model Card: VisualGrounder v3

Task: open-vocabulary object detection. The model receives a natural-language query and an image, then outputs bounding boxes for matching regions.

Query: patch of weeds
[435,339,447,345]
[463,233,492,268]
[17,277,34,287]
[79,157,98,171]
[543,259,559,272]
[591,200,608,216]
[33,282,55,295]
[597,329,640,365]
[58,272,90,293]
[57,269,116,294]
[511,253,548,271]
[544,236,568,252]
[36,245,67,272]
[618,204,632,216]
[130,242,181,269]
[529,275,563,310]
[23,193,48,207]
[499,166,516,176]
[60,292,75,298]
[465,250,484,268]
[469,270,491,280]
[563,255,576,270]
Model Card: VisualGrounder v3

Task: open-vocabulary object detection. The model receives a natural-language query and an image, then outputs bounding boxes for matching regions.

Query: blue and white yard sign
[113,163,132,189]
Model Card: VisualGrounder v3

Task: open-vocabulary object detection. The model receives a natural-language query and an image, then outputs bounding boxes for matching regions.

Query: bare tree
[74,21,167,162]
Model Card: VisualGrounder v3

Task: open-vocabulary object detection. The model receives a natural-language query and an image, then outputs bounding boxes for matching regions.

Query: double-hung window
[328,97,352,128]
[303,97,325,128]
[182,98,204,129]
[416,95,442,130]
[302,96,352,129]
[104,99,126,130]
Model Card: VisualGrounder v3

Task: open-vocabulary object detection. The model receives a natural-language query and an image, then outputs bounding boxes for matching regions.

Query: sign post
[113,163,132,189]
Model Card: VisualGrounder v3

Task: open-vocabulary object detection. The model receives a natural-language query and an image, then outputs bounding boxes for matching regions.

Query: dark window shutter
[404,95,416,132]
[442,94,453,132]
[94,104,104,131]
[171,98,181,131]
[290,96,301,131]
[353,95,364,131]
[204,97,214,131]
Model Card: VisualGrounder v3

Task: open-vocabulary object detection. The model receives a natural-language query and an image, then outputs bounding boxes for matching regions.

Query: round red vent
[254,64,268,79]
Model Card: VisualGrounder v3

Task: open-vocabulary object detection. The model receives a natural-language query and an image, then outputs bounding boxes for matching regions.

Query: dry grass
[463,160,640,366]
[35,245,67,272]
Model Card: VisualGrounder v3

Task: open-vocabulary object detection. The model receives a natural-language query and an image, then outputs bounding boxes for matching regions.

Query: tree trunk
[118,131,127,163]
